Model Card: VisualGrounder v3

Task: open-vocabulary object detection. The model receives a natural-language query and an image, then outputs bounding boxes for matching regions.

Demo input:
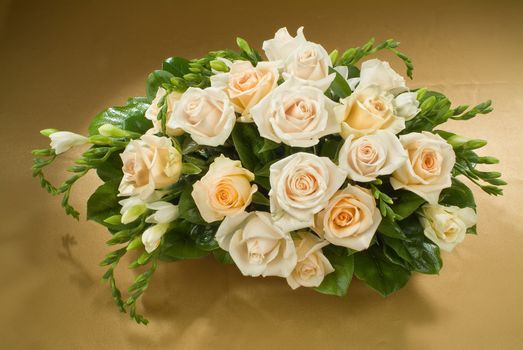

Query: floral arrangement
[32,27,505,324]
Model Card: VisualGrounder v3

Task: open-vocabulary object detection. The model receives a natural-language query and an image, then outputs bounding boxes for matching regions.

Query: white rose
[192,155,257,223]
[145,87,184,136]
[118,135,182,200]
[286,231,334,289]
[167,87,236,146]
[215,211,297,277]
[393,92,420,120]
[334,85,405,139]
[142,223,170,253]
[269,152,346,231]
[49,131,88,154]
[314,186,381,251]
[419,203,477,252]
[211,60,279,121]
[282,42,335,91]
[356,59,407,93]
[262,26,307,62]
[251,78,340,147]
[338,130,407,182]
[390,132,456,204]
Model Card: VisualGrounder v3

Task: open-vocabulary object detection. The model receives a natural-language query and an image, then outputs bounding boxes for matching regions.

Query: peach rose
[314,186,381,251]
[118,134,182,200]
[192,155,257,223]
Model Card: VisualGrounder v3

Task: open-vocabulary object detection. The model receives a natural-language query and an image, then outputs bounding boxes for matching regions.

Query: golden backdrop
[1,0,522,349]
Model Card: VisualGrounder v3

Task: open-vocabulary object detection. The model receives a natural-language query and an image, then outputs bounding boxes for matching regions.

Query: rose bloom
[262,26,334,91]
[251,78,340,147]
[314,186,381,251]
[334,85,405,139]
[192,155,258,223]
[286,231,334,289]
[211,60,279,121]
[356,58,407,93]
[145,87,184,136]
[390,132,455,204]
[118,134,182,200]
[338,130,407,182]
[269,152,346,231]
[167,87,236,146]
[215,211,297,278]
[419,203,477,252]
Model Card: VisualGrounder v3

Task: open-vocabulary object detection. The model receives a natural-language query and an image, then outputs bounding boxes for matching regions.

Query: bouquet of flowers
[32,27,505,324]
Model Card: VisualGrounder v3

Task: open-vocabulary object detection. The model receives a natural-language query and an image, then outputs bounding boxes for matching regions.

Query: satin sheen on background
[1,0,522,349]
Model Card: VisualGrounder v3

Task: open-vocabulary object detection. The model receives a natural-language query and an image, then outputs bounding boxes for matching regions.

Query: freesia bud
[98,124,131,138]
[119,197,147,224]
[40,128,59,137]
[210,60,229,72]
[49,131,88,154]
[142,223,170,253]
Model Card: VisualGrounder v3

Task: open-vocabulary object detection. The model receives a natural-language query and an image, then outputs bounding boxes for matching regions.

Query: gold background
[1,0,522,348]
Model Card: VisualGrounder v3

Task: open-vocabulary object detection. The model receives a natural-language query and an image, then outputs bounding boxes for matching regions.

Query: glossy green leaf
[391,190,425,220]
[178,184,206,225]
[88,97,152,136]
[87,180,121,225]
[162,57,190,77]
[146,70,174,101]
[328,67,352,99]
[439,177,476,208]
[213,249,234,265]
[95,151,123,182]
[231,123,267,171]
[377,217,407,240]
[315,246,354,296]
[354,246,411,297]
[251,191,270,206]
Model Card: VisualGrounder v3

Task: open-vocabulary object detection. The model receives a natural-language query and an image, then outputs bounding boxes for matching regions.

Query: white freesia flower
[334,85,405,139]
[49,131,88,154]
[118,135,182,200]
[192,155,257,223]
[145,201,179,224]
[419,203,477,252]
[269,152,346,231]
[390,132,455,204]
[119,197,147,224]
[145,87,184,136]
[262,26,307,62]
[142,223,170,253]
[263,27,334,91]
[286,231,334,289]
[215,211,297,277]
[338,130,407,182]
[167,87,236,146]
[356,58,407,94]
[314,186,381,251]
[251,78,340,147]
[211,60,280,121]
[393,92,420,120]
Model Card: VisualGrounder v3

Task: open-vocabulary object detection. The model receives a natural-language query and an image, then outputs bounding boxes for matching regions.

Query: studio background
[1,0,522,349]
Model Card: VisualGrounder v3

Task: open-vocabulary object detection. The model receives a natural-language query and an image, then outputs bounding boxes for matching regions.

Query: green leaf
[96,151,123,182]
[314,247,354,296]
[377,217,407,240]
[146,70,174,101]
[178,184,206,225]
[231,123,267,172]
[328,67,352,99]
[259,139,280,153]
[88,97,152,136]
[162,57,190,77]
[213,249,234,264]
[439,177,476,209]
[160,235,209,260]
[354,246,411,297]
[391,191,425,220]
[87,180,121,224]
[319,137,343,162]
[181,162,202,175]
[251,191,270,206]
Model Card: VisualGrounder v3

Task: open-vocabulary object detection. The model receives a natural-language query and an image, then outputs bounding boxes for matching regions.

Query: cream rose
[145,87,184,136]
[167,87,236,146]
[118,135,182,200]
[269,152,346,231]
[215,211,297,277]
[192,155,257,223]
[251,78,340,147]
[262,26,307,62]
[356,59,407,93]
[338,130,407,182]
[393,92,420,121]
[211,60,279,121]
[314,186,381,251]
[419,203,477,252]
[334,85,405,139]
[390,132,456,204]
[286,231,334,289]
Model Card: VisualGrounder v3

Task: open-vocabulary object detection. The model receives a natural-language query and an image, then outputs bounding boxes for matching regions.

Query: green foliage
[146,70,175,101]
[162,56,190,77]
[328,67,352,100]
[178,184,206,225]
[439,177,476,208]
[391,191,425,220]
[315,246,355,296]
[88,97,152,136]
[87,180,121,224]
